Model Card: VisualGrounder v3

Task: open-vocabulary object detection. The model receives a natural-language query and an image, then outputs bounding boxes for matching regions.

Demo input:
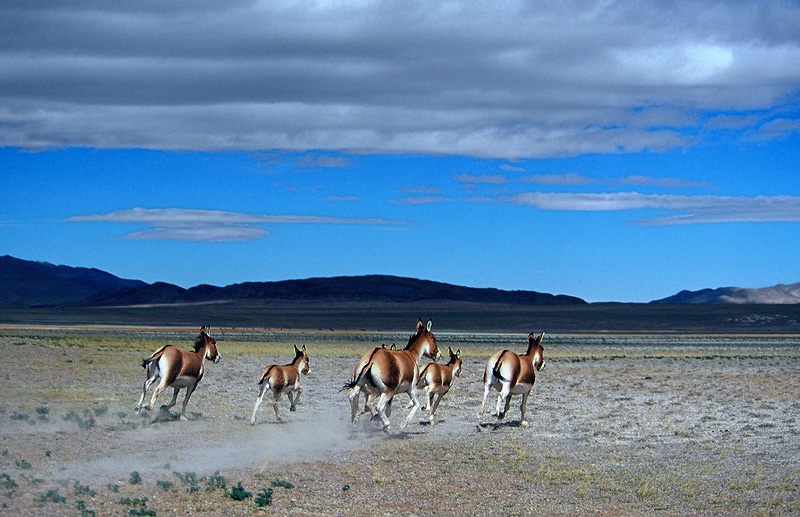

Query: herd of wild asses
[134,319,546,431]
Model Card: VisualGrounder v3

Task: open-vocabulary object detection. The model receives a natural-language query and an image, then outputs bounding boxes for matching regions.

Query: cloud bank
[68,208,411,241]
[498,192,800,225]
[2,1,799,158]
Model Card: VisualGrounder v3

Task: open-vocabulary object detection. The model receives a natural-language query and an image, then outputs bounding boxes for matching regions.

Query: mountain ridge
[651,282,800,304]
[0,256,585,307]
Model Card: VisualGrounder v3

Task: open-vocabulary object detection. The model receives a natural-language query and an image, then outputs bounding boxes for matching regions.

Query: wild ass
[344,318,439,431]
[250,345,310,424]
[135,325,221,422]
[416,347,462,425]
[480,332,545,427]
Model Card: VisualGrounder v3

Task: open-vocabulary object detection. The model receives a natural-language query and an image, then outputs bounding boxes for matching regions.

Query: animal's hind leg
[373,392,393,430]
[348,386,362,424]
[429,392,445,424]
[251,384,267,425]
[135,375,159,412]
[499,393,513,420]
[519,392,530,428]
[272,391,283,421]
[401,389,420,429]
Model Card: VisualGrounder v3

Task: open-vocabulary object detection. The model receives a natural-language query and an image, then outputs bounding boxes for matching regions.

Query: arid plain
[0,323,799,515]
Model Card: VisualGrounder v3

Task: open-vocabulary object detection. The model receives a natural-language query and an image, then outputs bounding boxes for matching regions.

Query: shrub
[271,479,294,489]
[73,480,96,497]
[255,487,274,507]
[40,488,67,504]
[227,482,251,501]
[128,471,142,485]
[206,471,227,491]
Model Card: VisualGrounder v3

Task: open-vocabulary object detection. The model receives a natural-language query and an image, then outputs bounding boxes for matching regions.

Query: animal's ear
[302,344,306,353]
[426,319,432,332]
[294,344,301,354]
[416,318,424,331]
[455,348,461,357]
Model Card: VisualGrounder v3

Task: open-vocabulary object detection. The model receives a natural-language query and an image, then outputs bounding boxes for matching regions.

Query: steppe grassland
[1,325,799,515]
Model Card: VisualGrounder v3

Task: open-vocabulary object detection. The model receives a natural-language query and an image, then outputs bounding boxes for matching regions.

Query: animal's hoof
[521,420,529,428]
[290,406,296,412]
[179,415,188,422]
[250,419,256,426]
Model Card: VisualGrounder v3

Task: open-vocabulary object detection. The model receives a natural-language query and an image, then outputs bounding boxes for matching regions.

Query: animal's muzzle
[213,355,222,364]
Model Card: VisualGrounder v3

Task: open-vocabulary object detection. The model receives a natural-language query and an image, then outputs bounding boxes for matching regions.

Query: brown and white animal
[343,318,440,431]
[135,325,221,422]
[250,345,310,424]
[416,347,462,425]
[480,332,545,427]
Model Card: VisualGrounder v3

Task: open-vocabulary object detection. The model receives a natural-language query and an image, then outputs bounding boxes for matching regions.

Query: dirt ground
[0,325,799,516]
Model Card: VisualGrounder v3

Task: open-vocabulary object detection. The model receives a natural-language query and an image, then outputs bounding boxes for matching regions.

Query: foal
[417,347,462,425]
[480,332,545,427]
[135,325,221,422]
[251,345,310,424]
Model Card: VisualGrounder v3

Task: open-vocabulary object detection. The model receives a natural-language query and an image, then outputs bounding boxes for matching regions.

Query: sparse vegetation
[0,326,799,515]
[128,471,142,485]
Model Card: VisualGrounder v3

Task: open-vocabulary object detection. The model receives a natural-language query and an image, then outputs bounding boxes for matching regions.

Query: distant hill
[1,256,586,307]
[651,282,800,304]
[0,255,147,307]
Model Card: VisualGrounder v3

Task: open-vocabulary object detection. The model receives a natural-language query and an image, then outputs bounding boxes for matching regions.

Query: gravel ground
[0,326,799,515]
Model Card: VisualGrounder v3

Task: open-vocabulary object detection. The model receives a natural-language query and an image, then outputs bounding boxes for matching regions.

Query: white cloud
[67,207,411,241]
[1,1,798,158]
[523,174,714,189]
[498,192,800,224]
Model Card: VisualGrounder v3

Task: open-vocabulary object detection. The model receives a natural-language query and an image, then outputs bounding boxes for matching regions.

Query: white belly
[170,376,197,388]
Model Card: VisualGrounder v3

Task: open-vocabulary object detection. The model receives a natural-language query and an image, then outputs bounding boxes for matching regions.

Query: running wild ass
[416,347,462,425]
[250,345,310,424]
[344,318,440,431]
[135,325,221,422]
[480,332,545,427]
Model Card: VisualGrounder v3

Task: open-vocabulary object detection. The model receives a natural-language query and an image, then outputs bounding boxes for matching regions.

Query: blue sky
[1,1,799,302]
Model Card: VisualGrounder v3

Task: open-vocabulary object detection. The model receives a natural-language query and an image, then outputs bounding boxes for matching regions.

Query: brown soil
[0,326,799,515]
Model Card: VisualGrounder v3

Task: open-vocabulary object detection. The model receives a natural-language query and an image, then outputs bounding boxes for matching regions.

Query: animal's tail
[258,365,275,386]
[340,347,381,392]
[341,364,371,392]
[141,345,169,369]
[491,350,510,382]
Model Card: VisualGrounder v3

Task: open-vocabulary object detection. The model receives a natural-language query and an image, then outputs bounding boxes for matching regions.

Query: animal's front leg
[163,387,179,410]
[179,384,197,421]
[289,386,302,411]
